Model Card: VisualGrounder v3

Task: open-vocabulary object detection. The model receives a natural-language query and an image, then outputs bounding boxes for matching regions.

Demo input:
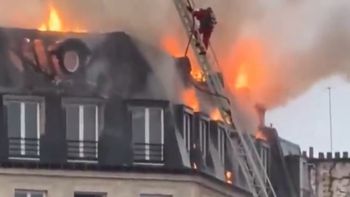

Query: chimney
[255,104,266,128]
[335,152,340,159]
[326,152,332,159]
[309,147,314,158]
[319,152,324,159]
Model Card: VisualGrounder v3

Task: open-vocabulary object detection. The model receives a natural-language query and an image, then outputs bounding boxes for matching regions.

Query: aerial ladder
[172,0,277,197]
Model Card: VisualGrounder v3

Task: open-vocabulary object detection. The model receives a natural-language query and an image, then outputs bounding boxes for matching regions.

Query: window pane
[32,194,44,197]
[149,108,163,161]
[84,105,97,158]
[131,107,145,144]
[7,102,21,138]
[149,108,162,144]
[66,105,79,159]
[84,105,97,141]
[131,107,145,161]
[14,192,26,197]
[75,193,105,197]
[66,105,79,141]
[25,102,38,139]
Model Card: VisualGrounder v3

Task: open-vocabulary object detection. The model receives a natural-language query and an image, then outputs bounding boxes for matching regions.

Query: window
[74,192,106,197]
[183,109,193,152]
[130,106,164,164]
[4,96,44,159]
[258,142,270,175]
[15,190,46,197]
[218,126,226,164]
[140,195,172,197]
[63,99,102,162]
[199,119,209,158]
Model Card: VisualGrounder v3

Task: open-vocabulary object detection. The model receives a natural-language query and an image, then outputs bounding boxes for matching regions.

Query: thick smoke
[2,0,350,121]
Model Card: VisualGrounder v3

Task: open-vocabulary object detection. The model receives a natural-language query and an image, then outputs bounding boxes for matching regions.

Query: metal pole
[327,87,333,153]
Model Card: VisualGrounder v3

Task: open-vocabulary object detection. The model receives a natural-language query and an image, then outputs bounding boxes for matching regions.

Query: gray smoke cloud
[1,0,350,111]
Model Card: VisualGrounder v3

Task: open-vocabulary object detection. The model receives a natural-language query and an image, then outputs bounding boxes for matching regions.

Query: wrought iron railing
[67,140,98,161]
[133,143,164,164]
[9,137,40,158]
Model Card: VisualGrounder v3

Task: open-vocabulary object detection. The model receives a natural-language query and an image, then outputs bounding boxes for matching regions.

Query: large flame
[222,38,267,97]
[39,5,86,32]
[181,88,200,112]
[210,108,223,121]
[160,34,205,82]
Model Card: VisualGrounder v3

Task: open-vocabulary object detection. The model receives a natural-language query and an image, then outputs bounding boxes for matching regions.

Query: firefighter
[187,6,217,54]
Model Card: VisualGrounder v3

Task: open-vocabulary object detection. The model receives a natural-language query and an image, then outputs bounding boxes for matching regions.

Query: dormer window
[63,98,103,162]
[4,95,45,160]
[129,106,164,164]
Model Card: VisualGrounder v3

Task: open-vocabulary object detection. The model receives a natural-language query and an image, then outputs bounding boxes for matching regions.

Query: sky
[266,75,350,155]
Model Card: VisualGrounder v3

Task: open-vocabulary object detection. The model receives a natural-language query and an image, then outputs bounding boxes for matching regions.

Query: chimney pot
[343,152,348,159]
[335,152,340,159]
[302,151,307,157]
[326,152,332,159]
[319,152,324,159]
[255,104,266,128]
[309,147,314,158]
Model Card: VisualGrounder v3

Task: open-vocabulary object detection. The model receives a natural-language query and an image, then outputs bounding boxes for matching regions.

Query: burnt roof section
[0,27,173,100]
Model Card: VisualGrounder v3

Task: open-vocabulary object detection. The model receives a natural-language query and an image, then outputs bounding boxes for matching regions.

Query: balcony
[9,137,40,159]
[67,140,98,162]
[133,143,164,164]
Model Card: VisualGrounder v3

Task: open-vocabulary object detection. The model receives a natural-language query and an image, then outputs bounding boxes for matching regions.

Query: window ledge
[9,157,40,161]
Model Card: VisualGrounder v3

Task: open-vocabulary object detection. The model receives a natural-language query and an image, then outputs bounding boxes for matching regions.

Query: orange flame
[225,171,233,184]
[222,38,267,95]
[160,34,205,83]
[210,108,223,121]
[181,88,200,112]
[235,64,248,89]
[39,5,86,32]
[255,130,268,141]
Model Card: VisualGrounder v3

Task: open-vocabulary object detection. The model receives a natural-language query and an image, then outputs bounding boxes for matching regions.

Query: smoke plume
[1,0,350,110]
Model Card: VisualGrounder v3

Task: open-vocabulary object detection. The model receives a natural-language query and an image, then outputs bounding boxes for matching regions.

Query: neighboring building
[307,149,350,197]
[0,27,252,197]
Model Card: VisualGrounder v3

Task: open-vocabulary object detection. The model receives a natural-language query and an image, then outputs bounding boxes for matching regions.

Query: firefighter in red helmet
[188,6,217,54]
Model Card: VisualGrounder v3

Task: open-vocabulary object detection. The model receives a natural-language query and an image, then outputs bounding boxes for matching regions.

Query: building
[0,27,254,197]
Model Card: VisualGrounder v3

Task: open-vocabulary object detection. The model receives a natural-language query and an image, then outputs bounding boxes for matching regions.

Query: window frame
[74,192,106,197]
[15,189,46,197]
[217,124,226,164]
[182,107,193,152]
[4,95,45,160]
[198,116,209,159]
[129,105,165,165]
[62,97,104,163]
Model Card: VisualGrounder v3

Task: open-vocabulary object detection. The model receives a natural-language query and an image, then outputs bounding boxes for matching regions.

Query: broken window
[63,99,102,162]
[15,190,46,197]
[130,106,164,164]
[5,96,44,159]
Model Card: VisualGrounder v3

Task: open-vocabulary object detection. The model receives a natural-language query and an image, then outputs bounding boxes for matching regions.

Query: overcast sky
[266,75,350,155]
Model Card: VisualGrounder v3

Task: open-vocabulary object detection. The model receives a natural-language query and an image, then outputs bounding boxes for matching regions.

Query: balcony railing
[67,140,98,161]
[9,137,40,159]
[133,143,164,164]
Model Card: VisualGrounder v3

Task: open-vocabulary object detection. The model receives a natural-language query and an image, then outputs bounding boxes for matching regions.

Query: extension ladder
[172,0,277,196]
